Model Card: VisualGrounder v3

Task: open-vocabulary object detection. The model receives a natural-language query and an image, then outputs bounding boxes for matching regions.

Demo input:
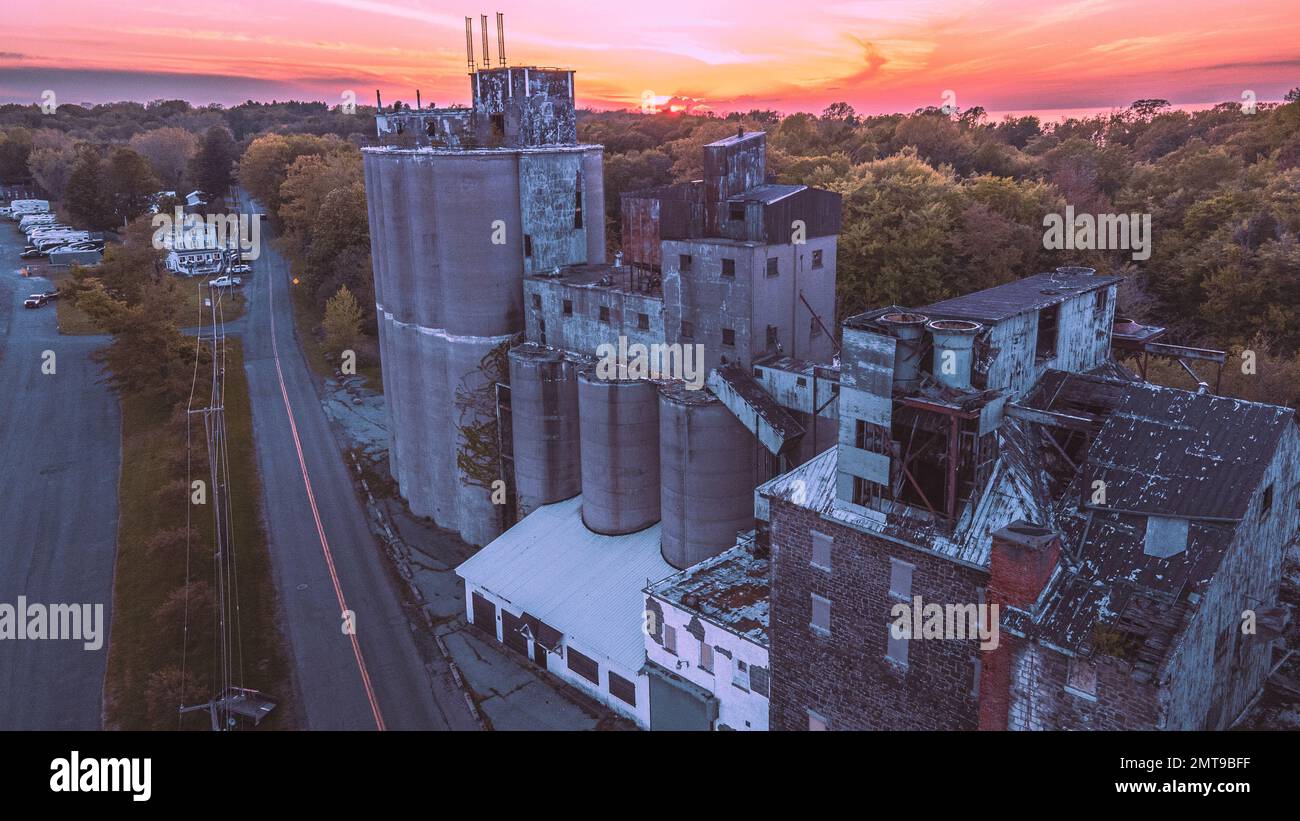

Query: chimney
[979,520,1061,731]
[496,12,506,66]
[465,16,476,71]
[927,319,981,390]
[481,14,490,73]
[876,312,928,394]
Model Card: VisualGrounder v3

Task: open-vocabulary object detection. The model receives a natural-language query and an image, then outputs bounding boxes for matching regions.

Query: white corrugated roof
[456,496,676,672]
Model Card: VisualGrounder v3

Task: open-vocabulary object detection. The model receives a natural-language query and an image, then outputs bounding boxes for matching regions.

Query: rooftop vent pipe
[877,312,929,394]
[1055,265,1096,276]
[927,319,982,390]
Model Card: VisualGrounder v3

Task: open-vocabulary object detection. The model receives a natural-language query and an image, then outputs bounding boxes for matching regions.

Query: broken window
[721,258,735,277]
[679,254,692,272]
[699,641,713,673]
[812,249,824,269]
[729,202,745,221]
[886,622,909,667]
[733,659,750,691]
[811,531,832,571]
[1036,304,1059,361]
[562,299,573,316]
[573,186,583,229]
[722,328,735,346]
[766,257,779,278]
[811,594,831,635]
[598,305,610,324]
[1065,657,1097,699]
[637,312,649,331]
[664,625,677,655]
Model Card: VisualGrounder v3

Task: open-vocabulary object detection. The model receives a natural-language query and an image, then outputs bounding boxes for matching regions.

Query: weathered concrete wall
[984,286,1115,398]
[520,152,589,274]
[524,278,664,356]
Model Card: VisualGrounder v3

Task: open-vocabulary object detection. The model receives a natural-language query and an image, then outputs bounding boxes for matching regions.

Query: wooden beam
[1005,403,1098,433]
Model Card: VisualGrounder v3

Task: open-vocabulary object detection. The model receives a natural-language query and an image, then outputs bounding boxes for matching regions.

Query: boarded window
[766,257,779,277]
[811,531,832,571]
[566,646,599,685]
[679,254,692,272]
[722,328,735,346]
[598,305,610,323]
[811,594,831,634]
[608,671,636,706]
[664,625,677,655]
[562,299,572,315]
[888,558,913,601]
[812,249,824,269]
[729,202,745,221]
[1066,657,1097,698]
[721,258,735,277]
[637,312,649,331]
[700,641,714,673]
[887,622,909,667]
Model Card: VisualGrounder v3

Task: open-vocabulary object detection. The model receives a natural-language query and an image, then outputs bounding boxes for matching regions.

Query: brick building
[761,272,1299,730]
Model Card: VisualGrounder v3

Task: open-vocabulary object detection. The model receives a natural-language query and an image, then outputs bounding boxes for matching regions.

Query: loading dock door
[471,592,497,638]
[501,610,529,656]
[647,662,718,731]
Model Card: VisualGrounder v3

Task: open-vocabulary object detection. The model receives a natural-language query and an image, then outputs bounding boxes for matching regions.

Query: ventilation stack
[927,319,982,390]
[876,312,929,394]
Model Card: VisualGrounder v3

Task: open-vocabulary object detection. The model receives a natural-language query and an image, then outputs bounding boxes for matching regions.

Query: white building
[643,540,771,730]
[456,496,675,728]
[161,229,237,276]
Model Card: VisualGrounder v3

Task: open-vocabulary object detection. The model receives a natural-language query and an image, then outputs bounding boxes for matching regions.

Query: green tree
[322,285,362,354]
[190,125,238,197]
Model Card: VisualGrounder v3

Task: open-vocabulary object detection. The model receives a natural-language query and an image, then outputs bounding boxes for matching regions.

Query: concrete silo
[578,369,661,535]
[363,63,605,546]
[507,344,583,519]
[658,384,760,570]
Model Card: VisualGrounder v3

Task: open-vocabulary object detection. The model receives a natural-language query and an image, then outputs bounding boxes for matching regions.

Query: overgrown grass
[103,338,295,730]
[50,267,247,336]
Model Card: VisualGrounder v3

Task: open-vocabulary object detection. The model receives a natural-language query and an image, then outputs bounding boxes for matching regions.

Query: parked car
[41,290,59,301]
[228,264,252,275]
[20,248,46,259]
[23,294,46,309]
[208,275,243,288]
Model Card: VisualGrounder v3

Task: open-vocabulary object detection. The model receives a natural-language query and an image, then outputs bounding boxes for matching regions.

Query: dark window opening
[490,113,505,138]
[1094,288,1108,313]
[729,202,745,221]
[681,321,694,339]
[562,299,573,316]
[425,119,438,137]
[566,647,599,685]
[812,249,824,269]
[573,187,583,229]
[1036,304,1059,360]
[854,419,889,452]
[531,293,541,310]
[766,325,779,349]
[524,234,533,258]
[637,312,649,330]
[721,258,735,278]
[608,672,636,706]
[1261,484,1274,518]
[679,254,692,272]
[598,305,610,324]
[766,257,779,278]
[722,328,735,346]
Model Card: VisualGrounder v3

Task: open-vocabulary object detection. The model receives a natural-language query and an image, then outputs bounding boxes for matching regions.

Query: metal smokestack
[375,90,382,111]
[481,15,490,73]
[927,319,982,390]
[496,12,506,66]
[416,89,421,110]
[877,312,929,394]
[465,16,475,71]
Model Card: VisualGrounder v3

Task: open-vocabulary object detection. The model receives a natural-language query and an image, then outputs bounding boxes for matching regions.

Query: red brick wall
[768,499,987,730]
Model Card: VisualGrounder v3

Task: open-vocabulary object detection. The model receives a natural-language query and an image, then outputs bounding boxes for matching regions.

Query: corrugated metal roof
[920,271,1121,323]
[727,183,804,205]
[456,496,676,672]
[1082,383,1293,520]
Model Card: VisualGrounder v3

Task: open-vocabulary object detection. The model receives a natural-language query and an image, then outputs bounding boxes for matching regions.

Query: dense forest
[3,89,1299,401]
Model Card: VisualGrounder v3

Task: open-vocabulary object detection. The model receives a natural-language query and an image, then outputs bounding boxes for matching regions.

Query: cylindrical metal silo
[578,369,660,534]
[658,384,759,570]
[509,344,582,518]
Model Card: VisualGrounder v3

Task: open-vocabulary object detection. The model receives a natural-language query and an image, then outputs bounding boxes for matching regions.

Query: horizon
[2,0,1298,118]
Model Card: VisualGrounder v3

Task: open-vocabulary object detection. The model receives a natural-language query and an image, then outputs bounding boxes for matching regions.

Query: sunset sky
[2,0,1298,117]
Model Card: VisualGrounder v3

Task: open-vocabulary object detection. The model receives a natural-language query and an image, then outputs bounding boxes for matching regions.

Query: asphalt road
[235,194,471,730]
[0,229,120,730]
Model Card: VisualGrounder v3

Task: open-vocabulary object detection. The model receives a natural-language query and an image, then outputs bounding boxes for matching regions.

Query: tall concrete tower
[363,55,605,546]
